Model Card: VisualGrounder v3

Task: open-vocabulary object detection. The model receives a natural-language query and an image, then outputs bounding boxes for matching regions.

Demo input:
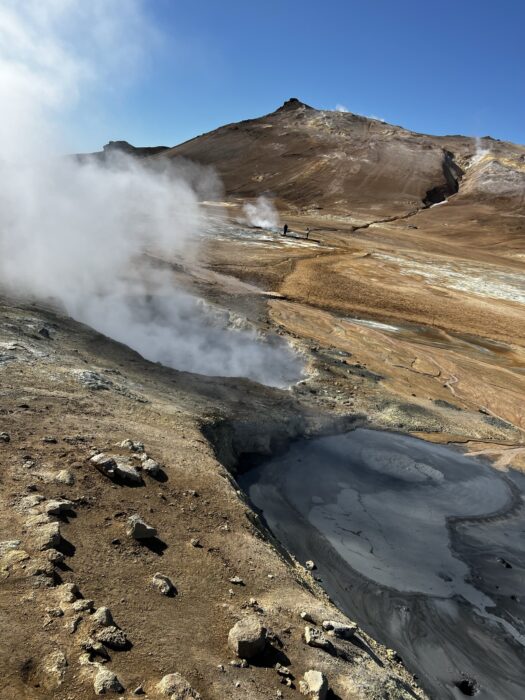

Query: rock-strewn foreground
[2,100,525,698]
[0,298,424,699]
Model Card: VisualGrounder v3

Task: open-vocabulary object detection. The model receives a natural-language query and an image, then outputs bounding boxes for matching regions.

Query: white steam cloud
[0,1,302,388]
[242,196,280,231]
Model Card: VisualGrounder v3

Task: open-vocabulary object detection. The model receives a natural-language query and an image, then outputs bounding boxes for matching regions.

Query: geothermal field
[1,76,525,700]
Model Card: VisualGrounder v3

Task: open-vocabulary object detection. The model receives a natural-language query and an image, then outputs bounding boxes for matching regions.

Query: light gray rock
[57,582,80,603]
[304,627,335,653]
[42,650,67,686]
[32,521,61,550]
[126,515,157,540]
[299,670,328,699]
[72,599,94,613]
[46,548,65,564]
[141,458,161,477]
[152,572,176,596]
[91,453,117,479]
[114,460,142,484]
[119,439,144,453]
[156,673,201,698]
[92,606,114,627]
[54,469,75,485]
[305,560,316,571]
[0,540,21,555]
[95,625,129,650]
[19,494,45,511]
[322,619,357,640]
[228,616,266,659]
[94,668,124,694]
[300,611,316,624]
[44,499,74,515]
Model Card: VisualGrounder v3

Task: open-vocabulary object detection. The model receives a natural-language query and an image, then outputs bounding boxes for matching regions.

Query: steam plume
[242,196,281,231]
[0,1,301,388]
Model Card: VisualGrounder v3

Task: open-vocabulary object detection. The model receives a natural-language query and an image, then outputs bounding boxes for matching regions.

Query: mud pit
[240,429,525,700]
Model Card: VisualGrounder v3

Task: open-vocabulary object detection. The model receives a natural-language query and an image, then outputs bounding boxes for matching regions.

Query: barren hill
[162,97,525,222]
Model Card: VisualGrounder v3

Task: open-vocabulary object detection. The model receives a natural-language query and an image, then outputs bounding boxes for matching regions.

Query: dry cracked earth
[1,99,524,699]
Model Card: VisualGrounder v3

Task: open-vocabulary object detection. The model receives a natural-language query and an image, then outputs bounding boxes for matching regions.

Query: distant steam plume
[0,1,301,387]
[242,196,281,231]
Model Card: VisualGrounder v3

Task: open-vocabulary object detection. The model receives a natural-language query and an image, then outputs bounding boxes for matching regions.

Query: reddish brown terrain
[1,100,524,699]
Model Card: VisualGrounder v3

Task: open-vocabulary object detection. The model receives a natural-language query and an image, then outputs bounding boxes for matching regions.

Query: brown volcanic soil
[2,100,525,699]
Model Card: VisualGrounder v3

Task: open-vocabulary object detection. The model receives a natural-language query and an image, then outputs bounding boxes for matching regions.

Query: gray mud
[239,429,525,699]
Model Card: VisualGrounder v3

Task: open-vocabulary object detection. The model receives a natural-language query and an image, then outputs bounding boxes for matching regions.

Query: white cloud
[335,104,349,112]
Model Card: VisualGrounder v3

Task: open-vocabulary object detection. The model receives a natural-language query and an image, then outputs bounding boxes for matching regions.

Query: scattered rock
[190,538,201,548]
[31,521,61,550]
[300,611,316,624]
[0,432,10,443]
[42,650,67,685]
[72,599,94,613]
[44,499,75,515]
[95,625,129,650]
[119,439,144,453]
[304,627,335,653]
[91,453,117,479]
[275,663,292,677]
[230,576,244,585]
[126,515,157,540]
[152,572,176,596]
[299,670,328,699]
[114,460,143,484]
[46,548,65,564]
[141,458,161,477]
[133,685,146,695]
[92,606,114,627]
[94,668,124,694]
[57,582,80,604]
[228,616,267,659]
[305,560,316,571]
[322,620,357,640]
[19,494,45,511]
[0,540,21,555]
[42,435,57,443]
[75,370,113,391]
[54,469,75,485]
[156,672,201,698]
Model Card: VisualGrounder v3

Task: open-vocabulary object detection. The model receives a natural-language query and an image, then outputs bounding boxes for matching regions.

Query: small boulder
[114,461,142,484]
[44,499,74,516]
[228,616,266,659]
[120,439,144,453]
[32,521,61,550]
[156,673,201,698]
[126,515,157,540]
[304,627,335,653]
[54,469,75,485]
[141,458,161,477]
[152,572,176,596]
[95,625,129,650]
[91,453,117,479]
[299,670,328,699]
[0,432,10,443]
[92,606,114,627]
[57,582,80,604]
[305,560,316,571]
[322,620,357,640]
[94,668,124,695]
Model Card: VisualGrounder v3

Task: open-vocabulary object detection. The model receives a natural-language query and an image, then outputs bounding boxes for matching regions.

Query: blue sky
[73,0,525,151]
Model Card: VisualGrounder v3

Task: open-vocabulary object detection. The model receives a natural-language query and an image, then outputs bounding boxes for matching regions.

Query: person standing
[282,223,288,237]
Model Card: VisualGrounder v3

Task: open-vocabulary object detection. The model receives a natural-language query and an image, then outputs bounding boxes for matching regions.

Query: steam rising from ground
[0,1,302,388]
[242,196,281,231]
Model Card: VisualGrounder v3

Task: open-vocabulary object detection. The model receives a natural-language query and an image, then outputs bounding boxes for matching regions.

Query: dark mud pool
[239,429,525,699]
